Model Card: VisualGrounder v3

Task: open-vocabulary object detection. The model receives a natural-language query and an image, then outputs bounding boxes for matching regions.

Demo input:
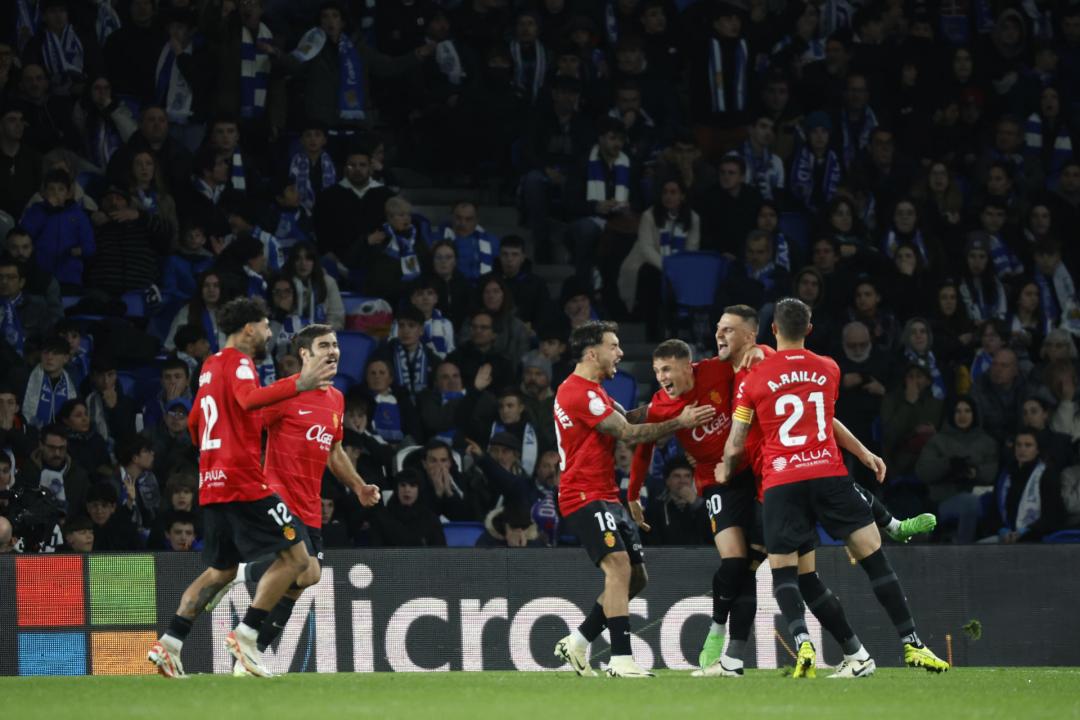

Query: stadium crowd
[2,0,1080,554]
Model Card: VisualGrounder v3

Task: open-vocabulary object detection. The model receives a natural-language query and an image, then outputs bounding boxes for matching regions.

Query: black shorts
[702,468,760,542]
[564,500,645,567]
[762,475,874,556]
[305,524,324,562]
[202,494,306,570]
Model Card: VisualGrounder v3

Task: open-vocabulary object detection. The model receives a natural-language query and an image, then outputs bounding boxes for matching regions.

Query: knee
[797,571,826,600]
[602,552,632,584]
[629,564,649,598]
[724,556,751,577]
[295,562,322,589]
[282,547,310,576]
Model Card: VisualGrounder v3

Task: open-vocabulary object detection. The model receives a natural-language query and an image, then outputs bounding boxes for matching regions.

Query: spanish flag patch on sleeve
[733,406,754,424]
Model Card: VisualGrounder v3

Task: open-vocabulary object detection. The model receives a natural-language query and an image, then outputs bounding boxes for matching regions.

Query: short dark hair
[0,254,23,278]
[161,357,190,377]
[345,390,370,417]
[569,321,619,363]
[292,323,335,357]
[722,304,759,328]
[218,297,269,336]
[497,386,526,402]
[773,298,812,340]
[57,398,86,423]
[43,168,72,188]
[652,339,692,361]
[719,154,746,174]
[500,235,525,251]
[423,438,452,459]
[1015,426,1040,446]
[164,510,196,532]
[174,323,208,350]
[5,225,31,241]
[664,456,694,478]
[41,423,68,444]
[116,434,154,466]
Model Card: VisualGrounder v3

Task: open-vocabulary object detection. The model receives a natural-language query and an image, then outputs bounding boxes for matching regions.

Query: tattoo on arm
[623,404,650,425]
[722,420,751,478]
[597,411,684,446]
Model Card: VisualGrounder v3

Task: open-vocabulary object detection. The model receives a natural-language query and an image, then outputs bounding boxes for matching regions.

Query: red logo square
[17,555,85,627]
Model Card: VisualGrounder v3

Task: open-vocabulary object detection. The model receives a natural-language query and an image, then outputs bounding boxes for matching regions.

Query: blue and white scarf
[435,388,465,444]
[747,261,779,294]
[998,460,1046,531]
[258,354,276,385]
[773,232,791,270]
[771,34,825,65]
[202,307,220,352]
[239,22,273,120]
[905,349,945,400]
[510,40,546,103]
[1022,0,1054,40]
[839,106,877,169]
[1,294,26,354]
[392,341,430,398]
[708,37,748,114]
[962,276,1006,322]
[441,224,496,281]
[155,41,194,123]
[253,226,285,271]
[244,266,267,298]
[970,349,992,382]
[289,150,336,212]
[987,234,1023,277]
[94,0,122,46]
[790,147,841,211]
[383,223,422,281]
[739,140,783,201]
[194,177,224,204]
[586,145,630,226]
[1024,112,1074,180]
[273,208,309,248]
[658,216,689,258]
[372,391,403,442]
[136,188,158,213]
[66,336,92,388]
[229,151,246,192]
[884,230,928,264]
[435,39,466,86]
[1035,269,1061,327]
[42,23,85,87]
[24,366,74,429]
[274,313,307,350]
[292,27,366,121]
[424,310,454,357]
[16,0,40,53]
[292,278,328,324]
[491,421,538,476]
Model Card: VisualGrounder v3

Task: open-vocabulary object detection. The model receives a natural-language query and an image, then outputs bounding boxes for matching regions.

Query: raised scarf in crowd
[373,391,403,442]
[94,0,122,46]
[289,150,336,212]
[67,336,92,388]
[747,261,778,294]
[423,309,454,357]
[252,225,285,272]
[986,233,1023,277]
[586,145,630,226]
[393,341,430,398]
[274,313,308,351]
[240,22,273,119]
[272,208,309,247]
[658,215,689,258]
[383,223,422,281]
[434,388,466,444]
[435,39,466,86]
[999,460,1045,531]
[510,40,546,102]
[291,27,366,121]
[491,421,538,476]
[790,147,840,211]
[155,41,194,123]
[1024,112,1074,177]
[708,37,748,114]
[38,463,68,511]
[229,151,246,192]
[1,294,26,354]
[292,277,328,325]
[839,106,877,169]
[441,224,495,280]
[905,348,946,400]
[884,229,928,264]
[24,366,74,428]
[42,23,85,86]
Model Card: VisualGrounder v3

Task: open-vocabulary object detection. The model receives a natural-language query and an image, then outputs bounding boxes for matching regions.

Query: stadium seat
[336,331,376,384]
[121,290,146,318]
[603,369,637,411]
[61,295,80,310]
[332,374,355,394]
[340,293,379,317]
[778,211,811,256]
[662,251,729,309]
[444,521,486,547]
[1042,529,1080,543]
[116,371,136,398]
[816,523,844,546]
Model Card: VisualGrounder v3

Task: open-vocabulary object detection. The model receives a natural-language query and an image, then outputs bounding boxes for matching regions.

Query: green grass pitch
[3,668,1079,720]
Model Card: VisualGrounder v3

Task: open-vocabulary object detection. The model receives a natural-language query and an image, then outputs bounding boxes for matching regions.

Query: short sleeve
[733,376,757,424]
[226,353,260,397]
[567,386,614,429]
[333,392,345,443]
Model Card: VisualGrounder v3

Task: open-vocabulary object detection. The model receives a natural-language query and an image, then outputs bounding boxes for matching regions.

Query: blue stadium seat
[662,251,729,309]
[61,295,80,309]
[816,523,844,546]
[116,371,136,398]
[340,293,379,317]
[1043,529,1080,543]
[336,331,376,384]
[778,211,811,256]
[332,374,355,394]
[122,290,146,318]
[443,521,486,547]
[602,369,637,411]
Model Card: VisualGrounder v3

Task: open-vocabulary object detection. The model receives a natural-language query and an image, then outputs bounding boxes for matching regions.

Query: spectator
[724,229,790,309]
[899,318,948,401]
[400,276,454,358]
[697,154,761,257]
[915,396,999,543]
[881,363,943,479]
[249,176,313,266]
[983,428,1065,543]
[11,63,79,154]
[1009,279,1052,364]
[537,322,572,386]
[416,358,496,448]
[607,78,661,165]
[429,240,472,328]
[436,201,501,284]
[971,348,1027,444]
[0,384,39,467]
[831,72,877,172]
[931,279,976,368]
[476,501,546,547]
[146,3,214,151]
[848,126,916,227]
[448,311,514,393]
[283,242,344,330]
[737,112,785,202]
[3,226,63,323]
[340,393,393,487]
[688,2,754,161]
[164,269,226,351]
[642,457,710,546]
[20,169,95,293]
[362,357,422,446]
[71,76,137,174]
[886,241,934,325]
[267,273,306,359]
[172,324,212,385]
[363,195,426,302]
[177,144,242,241]
[85,186,169,297]
[288,119,335,214]
[23,0,105,97]
[485,387,542,475]
[84,481,141,551]
[465,432,530,516]
[127,150,180,246]
[321,495,351,549]
[461,275,529,370]
[372,305,437,401]
[368,469,446,547]
[58,398,111,480]
[107,105,193,200]
[0,106,43,220]
[0,255,51,356]
[970,319,1010,385]
[494,235,549,331]
[519,350,556,453]
[109,434,161,532]
[1020,397,1073,469]
[849,277,897,354]
[161,223,214,306]
[416,439,471,520]
[142,359,193,431]
[1033,239,1080,336]
[788,111,841,214]
[58,515,95,553]
[159,510,197,551]
[22,336,75,429]
[102,0,167,104]
[835,321,889,470]
[24,424,90,517]
[204,115,263,202]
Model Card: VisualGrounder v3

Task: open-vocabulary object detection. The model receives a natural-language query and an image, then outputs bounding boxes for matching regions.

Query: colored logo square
[19,632,87,676]
[88,555,156,626]
[91,631,158,675]
[16,556,85,627]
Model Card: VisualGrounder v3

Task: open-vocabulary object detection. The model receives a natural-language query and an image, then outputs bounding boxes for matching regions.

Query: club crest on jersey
[586,390,606,417]
[603,531,616,548]
[283,525,296,541]
[710,390,722,404]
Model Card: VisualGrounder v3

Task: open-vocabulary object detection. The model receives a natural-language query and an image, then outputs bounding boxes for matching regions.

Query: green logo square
[88,555,156,626]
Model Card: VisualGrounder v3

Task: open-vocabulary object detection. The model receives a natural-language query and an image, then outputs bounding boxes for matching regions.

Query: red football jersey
[190,348,274,504]
[733,349,847,490]
[261,388,345,528]
[735,363,767,482]
[554,373,619,516]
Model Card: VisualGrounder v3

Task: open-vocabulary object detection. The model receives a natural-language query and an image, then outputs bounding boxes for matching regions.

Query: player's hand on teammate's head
[737,345,766,370]
[676,401,716,429]
[628,499,651,532]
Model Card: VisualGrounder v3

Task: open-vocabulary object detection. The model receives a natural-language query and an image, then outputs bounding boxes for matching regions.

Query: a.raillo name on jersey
[767,370,828,392]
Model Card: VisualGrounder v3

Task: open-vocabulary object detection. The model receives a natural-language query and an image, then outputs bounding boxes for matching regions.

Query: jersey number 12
[199,396,222,450]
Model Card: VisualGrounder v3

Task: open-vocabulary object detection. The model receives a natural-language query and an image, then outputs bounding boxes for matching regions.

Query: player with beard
[203,324,382,674]
[148,298,336,679]
[723,298,949,677]
[553,321,716,678]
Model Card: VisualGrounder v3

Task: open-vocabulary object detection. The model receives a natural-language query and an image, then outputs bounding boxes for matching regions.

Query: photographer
[915,396,999,543]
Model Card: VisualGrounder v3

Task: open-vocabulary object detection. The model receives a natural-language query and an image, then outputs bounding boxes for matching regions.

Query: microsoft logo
[16,555,157,676]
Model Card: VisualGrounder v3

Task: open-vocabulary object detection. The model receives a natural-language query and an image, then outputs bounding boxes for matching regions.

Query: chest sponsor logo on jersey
[199,371,213,387]
[554,401,573,429]
[767,371,827,392]
[306,424,335,452]
[690,412,731,442]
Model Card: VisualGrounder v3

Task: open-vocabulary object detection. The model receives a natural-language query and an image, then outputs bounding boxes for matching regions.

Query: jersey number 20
[775,392,826,447]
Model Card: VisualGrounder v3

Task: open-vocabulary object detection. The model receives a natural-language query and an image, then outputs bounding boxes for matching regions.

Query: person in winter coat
[368,470,446,547]
[981,428,1066,543]
[19,169,95,293]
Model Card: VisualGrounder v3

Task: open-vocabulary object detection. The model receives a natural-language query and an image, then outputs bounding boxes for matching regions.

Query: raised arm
[596,402,714,446]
